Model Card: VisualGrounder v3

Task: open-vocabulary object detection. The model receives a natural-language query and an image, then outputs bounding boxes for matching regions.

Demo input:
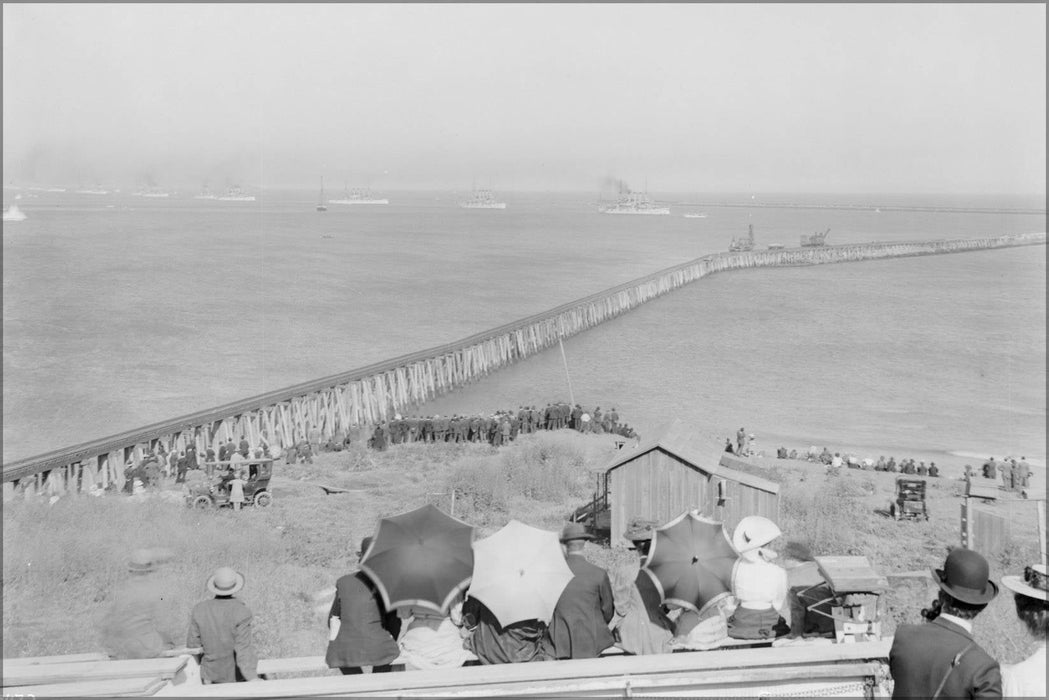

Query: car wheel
[192,495,212,509]
[254,491,272,508]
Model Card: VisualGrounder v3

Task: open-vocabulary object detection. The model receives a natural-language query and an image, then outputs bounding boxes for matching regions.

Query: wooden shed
[595,421,780,545]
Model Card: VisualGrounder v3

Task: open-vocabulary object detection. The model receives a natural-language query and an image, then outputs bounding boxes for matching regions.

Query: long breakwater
[3,233,1045,495]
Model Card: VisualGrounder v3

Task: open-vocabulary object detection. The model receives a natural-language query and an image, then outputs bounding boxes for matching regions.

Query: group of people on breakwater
[362,404,640,452]
[105,402,639,491]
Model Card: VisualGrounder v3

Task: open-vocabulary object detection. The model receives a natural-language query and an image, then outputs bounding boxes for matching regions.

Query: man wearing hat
[101,549,177,659]
[546,522,616,659]
[325,537,402,675]
[889,547,1001,698]
[187,566,258,683]
[1001,563,1047,697]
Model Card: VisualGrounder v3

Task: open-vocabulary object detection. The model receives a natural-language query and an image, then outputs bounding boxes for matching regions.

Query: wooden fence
[3,232,1045,496]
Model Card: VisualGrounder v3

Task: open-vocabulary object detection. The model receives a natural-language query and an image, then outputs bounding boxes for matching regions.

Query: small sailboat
[3,204,27,222]
[316,177,328,212]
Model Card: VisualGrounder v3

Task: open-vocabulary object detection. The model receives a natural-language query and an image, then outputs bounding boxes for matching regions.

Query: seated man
[461,596,550,664]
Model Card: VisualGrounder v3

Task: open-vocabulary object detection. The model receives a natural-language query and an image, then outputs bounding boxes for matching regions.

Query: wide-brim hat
[933,547,997,605]
[623,518,658,543]
[206,566,245,596]
[560,522,595,542]
[732,516,781,555]
[1002,564,1048,602]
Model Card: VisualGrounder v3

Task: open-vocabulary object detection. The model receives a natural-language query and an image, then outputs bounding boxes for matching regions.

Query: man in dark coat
[546,523,615,659]
[326,537,402,674]
[187,566,258,683]
[889,547,1001,698]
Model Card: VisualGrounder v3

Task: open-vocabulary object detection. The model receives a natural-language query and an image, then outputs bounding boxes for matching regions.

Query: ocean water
[2,190,1045,467]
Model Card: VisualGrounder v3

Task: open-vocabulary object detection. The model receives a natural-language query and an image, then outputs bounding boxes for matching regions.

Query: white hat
[206,566,245,596]
[1002,564,1048,602]
[732,516,781,562]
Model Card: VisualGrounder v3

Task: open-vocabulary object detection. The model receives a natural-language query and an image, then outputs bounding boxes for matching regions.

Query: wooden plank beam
[1,657,186,686]
[177,640,891,697]
[2,677,168,698]
[3,652,111,666]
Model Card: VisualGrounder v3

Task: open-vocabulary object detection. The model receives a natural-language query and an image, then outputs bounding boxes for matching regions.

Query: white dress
[1002,642,1046,697]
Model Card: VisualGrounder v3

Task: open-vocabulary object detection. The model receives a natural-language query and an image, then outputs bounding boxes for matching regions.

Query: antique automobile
[184,458,274,509]
[890,477,928,521]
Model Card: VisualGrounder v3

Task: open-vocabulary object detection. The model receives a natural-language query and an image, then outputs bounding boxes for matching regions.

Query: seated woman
[460,595,550,664]
[1001,564,1047,697]
[614,520,674,655]
[397,598,475,670]
[727,516,790,640]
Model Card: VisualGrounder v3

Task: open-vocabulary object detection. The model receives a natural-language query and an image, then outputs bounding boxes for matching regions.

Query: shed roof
[604,419,780,495]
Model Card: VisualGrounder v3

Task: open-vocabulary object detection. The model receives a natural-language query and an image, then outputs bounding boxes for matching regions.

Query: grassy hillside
[2,431,1041,665]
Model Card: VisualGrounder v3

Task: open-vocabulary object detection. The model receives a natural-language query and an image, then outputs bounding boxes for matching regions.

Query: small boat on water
[683,212,708,219]
[75,186,110,195]
[218,186,256,202]
[3,204,27,222]
[459,188,506,209]
[329,187,389,205]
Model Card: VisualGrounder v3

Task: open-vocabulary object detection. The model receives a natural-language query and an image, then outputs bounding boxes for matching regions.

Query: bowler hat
[560,522,595,542]
[1002,564,1048,602]
[933,547,998,605]
[206,566,245,596]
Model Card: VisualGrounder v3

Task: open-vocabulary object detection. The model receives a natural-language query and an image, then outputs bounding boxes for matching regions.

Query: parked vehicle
[185,458,274,509]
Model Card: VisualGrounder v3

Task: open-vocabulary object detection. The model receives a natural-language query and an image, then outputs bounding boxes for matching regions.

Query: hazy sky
[3,3,1045,193]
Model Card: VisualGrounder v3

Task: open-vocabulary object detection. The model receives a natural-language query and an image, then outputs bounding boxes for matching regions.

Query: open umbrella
[359,504,475,614]
[468,520,574,627]
[642,511,738,614]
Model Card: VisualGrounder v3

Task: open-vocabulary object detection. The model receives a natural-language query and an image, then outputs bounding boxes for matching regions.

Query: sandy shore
[722,434,1046,497]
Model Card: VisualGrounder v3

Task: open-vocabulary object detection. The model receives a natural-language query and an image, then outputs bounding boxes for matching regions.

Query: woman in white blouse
[726,516,790,640]
[1001,563,1047,697]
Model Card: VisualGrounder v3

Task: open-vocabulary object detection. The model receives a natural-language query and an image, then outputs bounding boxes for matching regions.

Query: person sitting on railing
[102,548,177,659]
[726,516,790,640]
[546,523,616,660]
[460,595,550,664]
[326,537,403,675]
[614,519,673,655]
[396,597,475,671]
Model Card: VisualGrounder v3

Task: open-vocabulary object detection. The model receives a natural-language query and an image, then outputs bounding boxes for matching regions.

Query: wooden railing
[4,232,1044,496]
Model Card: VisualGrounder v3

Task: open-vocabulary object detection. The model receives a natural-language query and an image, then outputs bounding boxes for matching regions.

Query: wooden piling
[3,233,1044,493]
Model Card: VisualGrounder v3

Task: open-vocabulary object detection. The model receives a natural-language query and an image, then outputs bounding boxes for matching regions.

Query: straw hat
[206,566,245,596]
[933,548,997,605]
[623,518,658,543]
[560,522,595,543]
[1002,564,1048,602]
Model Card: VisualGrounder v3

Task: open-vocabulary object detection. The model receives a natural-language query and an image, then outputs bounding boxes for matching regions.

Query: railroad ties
[3,232,1045,497]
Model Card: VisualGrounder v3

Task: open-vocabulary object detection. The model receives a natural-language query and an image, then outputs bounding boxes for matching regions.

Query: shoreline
[733,431,1046,495]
